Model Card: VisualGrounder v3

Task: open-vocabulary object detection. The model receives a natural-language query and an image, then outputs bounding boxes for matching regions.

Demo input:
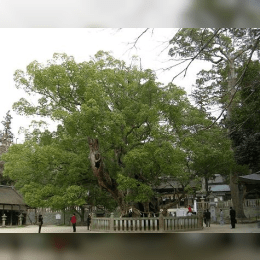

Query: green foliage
[2,51,237,210]
[229,61,260,172]
[0,111,14,185]
[1,128,116,210]
[169,28,260,112]
[184,126,234,179]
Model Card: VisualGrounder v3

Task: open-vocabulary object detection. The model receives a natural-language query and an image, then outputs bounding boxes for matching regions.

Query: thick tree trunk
[88,138,127,215]
[230,171,247,219]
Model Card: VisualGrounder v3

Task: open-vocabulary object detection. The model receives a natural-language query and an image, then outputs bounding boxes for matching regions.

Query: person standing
[205,209,211,227]
[219,209,224,225]
[71,213,77,232]
[38,214,43,233]
[86,214,92,231]
[230,207,236,229]
[187,205,192,215]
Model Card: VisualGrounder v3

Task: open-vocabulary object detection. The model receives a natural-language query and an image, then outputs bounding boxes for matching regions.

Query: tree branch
[171,28,222,81]
[203,35,260,130]
[125,28,150,52]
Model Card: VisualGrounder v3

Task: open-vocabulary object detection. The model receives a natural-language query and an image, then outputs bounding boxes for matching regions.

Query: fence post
[197,210,203,229]
[159,212,164,232]
[110,213,114,232]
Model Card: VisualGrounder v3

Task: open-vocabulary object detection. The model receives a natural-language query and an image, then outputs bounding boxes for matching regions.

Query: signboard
[56,214,61,220]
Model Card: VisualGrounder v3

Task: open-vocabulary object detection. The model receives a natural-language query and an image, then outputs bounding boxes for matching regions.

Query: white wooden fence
[164,216,199,231]
[91,213,201,232]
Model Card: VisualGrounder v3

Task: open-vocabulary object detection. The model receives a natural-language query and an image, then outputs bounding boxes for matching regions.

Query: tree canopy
[168,28,260,218]
[2,51,234,215]
[229,61,260,173]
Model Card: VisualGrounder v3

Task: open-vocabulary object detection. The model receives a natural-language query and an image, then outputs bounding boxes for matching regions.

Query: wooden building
[0,185,28,226]
[239,173,260,199]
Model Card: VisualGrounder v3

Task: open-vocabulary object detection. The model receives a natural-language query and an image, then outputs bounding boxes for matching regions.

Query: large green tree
[10,51,189,215]
[4,51,233,215]
[169,28,260,218]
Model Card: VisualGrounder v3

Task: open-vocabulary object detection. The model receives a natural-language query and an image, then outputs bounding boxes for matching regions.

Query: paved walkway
[0,223,259,233]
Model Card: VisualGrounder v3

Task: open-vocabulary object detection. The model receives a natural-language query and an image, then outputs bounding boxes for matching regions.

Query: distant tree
[0,110,14,185]
[169,28,260,218]
[228,61,260,173]
[183,125,234,196]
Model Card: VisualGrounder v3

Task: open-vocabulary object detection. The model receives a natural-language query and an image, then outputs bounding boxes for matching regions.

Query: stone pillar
[208,194,216,223]
[159,211,164,232]
[110,213,114,232]
[35,209,38,225]
[2,214,7,227]
[209,203,216,223]
[197,210,203,229]
[18,214,23,226]
[92,213,96,230]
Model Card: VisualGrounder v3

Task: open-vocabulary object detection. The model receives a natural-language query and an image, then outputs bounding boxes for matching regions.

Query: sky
[0,28,210,143]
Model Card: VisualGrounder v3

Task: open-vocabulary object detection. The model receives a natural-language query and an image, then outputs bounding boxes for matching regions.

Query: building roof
[0,185,26,205]
[238,173,260,184]
[155,180,182,190]
[155,179,197,190]
[209,184,230,192]
[208,174,226,184]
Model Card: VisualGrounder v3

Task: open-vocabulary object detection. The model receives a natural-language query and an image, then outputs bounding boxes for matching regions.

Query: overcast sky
[0,28,211,143]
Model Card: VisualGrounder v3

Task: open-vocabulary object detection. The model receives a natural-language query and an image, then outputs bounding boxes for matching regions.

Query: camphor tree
[169,28,260,218]
[4,51,233,216]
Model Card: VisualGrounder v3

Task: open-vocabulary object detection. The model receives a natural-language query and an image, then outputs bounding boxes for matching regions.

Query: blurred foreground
[0,0,259,27]
[0,233,260,260]
[0,224,260,260]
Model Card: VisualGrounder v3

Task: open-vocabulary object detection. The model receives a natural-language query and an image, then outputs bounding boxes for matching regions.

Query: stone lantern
[18,213,24,226]
[2,214,7,227]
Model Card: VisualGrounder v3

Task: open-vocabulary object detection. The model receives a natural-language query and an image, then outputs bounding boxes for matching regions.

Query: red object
[188,206,192,212]
[71,215,76,224]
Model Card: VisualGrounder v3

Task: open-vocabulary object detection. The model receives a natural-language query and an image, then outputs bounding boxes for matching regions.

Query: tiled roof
[155,179,197,190]
[239,173,260,183]
[0,185,26,205]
